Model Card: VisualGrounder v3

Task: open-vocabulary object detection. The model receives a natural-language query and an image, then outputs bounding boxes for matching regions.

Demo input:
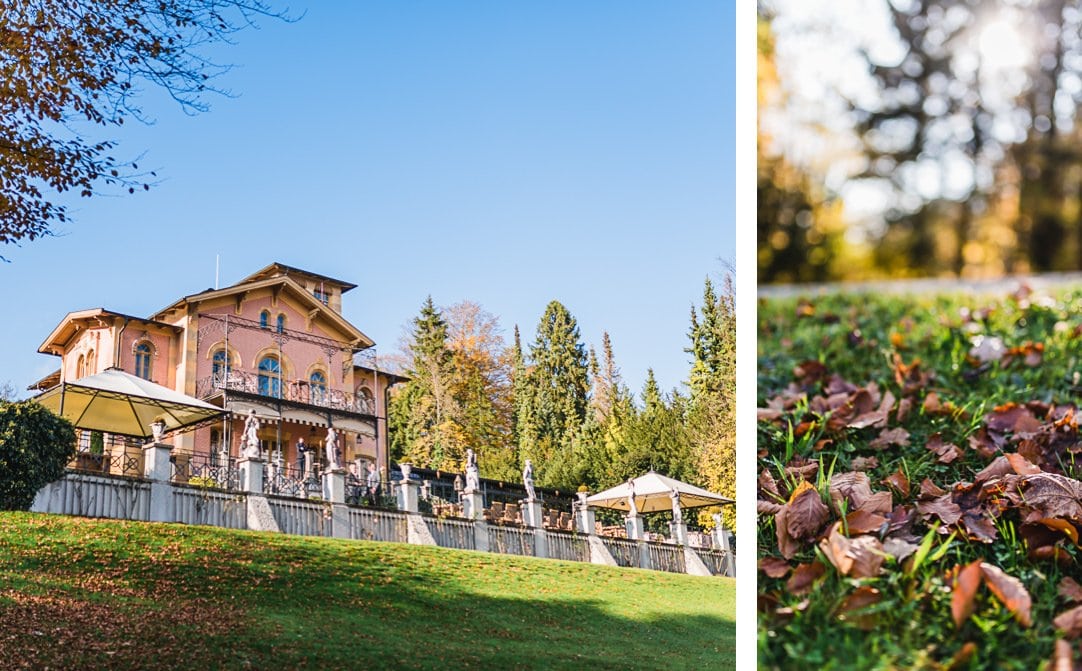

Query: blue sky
[0,1,734,400]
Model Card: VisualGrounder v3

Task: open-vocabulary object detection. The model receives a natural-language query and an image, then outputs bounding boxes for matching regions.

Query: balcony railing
[195,371,374,415]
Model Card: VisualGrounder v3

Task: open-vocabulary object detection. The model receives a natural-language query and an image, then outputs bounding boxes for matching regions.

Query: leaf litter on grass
[758,286,1082,669]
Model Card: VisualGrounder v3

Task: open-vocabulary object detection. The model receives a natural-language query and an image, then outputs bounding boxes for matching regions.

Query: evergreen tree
[619,370,695,483]
[686,275,736,530]
[389,297,455,468]
[516,301,590,486]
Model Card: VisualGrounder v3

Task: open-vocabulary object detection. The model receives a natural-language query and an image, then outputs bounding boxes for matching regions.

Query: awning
[33,368,227,439]
[586,471,734,513]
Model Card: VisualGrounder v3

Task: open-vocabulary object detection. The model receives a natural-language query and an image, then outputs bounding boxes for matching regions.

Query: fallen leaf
[836,585,882,629]
[1055,605,1082,638]
[981,562,1032,627]
[1061,577,1082,603]
[1020,473,1082,522]
[844,509,888,535]
[851,456,879,471]
[759,557,790,579]
[869,427,910,450]
[882,467,910,498]
[819,522,885,578]
[787,481,831,540]
[1051,639,1074,671]
[786,561,826,595]
[925,433,963,464]
[952,560,983,628]
[916,495,963,526]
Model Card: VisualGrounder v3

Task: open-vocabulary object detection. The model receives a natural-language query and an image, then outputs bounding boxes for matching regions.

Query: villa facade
[32,263,405,479]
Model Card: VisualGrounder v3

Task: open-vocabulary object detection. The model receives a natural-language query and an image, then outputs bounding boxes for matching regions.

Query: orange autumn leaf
[951,561,983,628]
[981,562,1033,627]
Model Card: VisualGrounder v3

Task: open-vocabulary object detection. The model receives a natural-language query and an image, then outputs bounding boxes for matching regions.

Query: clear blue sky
[0,1,734,400]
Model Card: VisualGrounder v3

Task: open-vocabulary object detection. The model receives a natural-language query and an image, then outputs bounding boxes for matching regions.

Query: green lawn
[758,288,1082,670]
[0,511,734,670]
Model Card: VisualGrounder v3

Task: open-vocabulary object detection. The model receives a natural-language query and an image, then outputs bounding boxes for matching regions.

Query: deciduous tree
[1,0,286,250]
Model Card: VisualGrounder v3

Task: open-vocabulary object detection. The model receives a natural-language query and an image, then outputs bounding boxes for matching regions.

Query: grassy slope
[757,289,1082,670]
[0,512,734,670]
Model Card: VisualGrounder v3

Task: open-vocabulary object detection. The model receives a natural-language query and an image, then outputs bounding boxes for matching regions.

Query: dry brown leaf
[919,478,947,499]
[1051,639,1074,671]
[819,522,885,578]
[786,561,826,595]
[896,397,913,423]
[775,507,801,560]
[1062,578,1082,604]
[787,482,830,540]
[836,585,882,630]
[830,472,872,514]
[882,467,910,498]
[844,509,888,535]
[758,557,790,579]
[869,427,910,450]
[1021,473,1082,522]
[951,561,983,628]
[916,494,963,526]
[947,642,978,671]
[981,562,1033,627]
[925,433,963,464]
[1056,605,1082,639]
[851,456,879,471]
[1006,452,1042,476]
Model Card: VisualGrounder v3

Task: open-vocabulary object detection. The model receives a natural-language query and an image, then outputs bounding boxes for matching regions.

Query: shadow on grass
[0,513,735,670]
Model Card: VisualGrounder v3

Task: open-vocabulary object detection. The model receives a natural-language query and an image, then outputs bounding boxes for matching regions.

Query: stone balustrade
[31,441,735,578]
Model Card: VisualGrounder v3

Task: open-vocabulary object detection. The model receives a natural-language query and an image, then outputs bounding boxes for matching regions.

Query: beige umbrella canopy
[34,368,226,439]
[586,470,734,513]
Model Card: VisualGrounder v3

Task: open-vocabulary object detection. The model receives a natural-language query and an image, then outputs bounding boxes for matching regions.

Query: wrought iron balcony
[195,371,374,415]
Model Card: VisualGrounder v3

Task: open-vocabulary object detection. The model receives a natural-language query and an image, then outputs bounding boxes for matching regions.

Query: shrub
[0,400,76,510]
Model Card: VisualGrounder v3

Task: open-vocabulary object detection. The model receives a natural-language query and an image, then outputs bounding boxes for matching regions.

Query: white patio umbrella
[586,470,734,513]
[33,367,226,438]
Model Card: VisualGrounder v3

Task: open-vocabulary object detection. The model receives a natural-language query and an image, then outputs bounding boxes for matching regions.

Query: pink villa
[31,262,405,480]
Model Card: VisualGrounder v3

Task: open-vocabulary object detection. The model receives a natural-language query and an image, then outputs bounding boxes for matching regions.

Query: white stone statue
[242,409,261,458]
[523,459,536,501]
[325,426,340,470]
[670,488,683,524]
[150,419,166,443]
[465,448,480,492]
[626,478,638,517]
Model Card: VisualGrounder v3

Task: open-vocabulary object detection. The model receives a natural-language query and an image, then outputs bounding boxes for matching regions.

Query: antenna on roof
[215,254,220,290]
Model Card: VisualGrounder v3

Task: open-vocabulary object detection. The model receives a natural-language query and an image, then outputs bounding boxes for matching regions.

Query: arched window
[310,371,327,404]
[260,310,270,329]
[356,385,374,414]
[76,354,86,379]
[85,349,95,376]
[212,349,230,384]
[258,355,281,398]
[134,343,152,379]
[276,314,286,334]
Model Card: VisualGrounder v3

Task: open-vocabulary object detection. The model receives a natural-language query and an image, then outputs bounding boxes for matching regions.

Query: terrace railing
[489,525,535,556]
[346,507,408,543]
[37,443,734,577]
[195,371,375,415]
[647,541,687,574]
[173,452,240,491]
[545,530,590,563]
[428,516,476,551]
[601,538,640,568]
